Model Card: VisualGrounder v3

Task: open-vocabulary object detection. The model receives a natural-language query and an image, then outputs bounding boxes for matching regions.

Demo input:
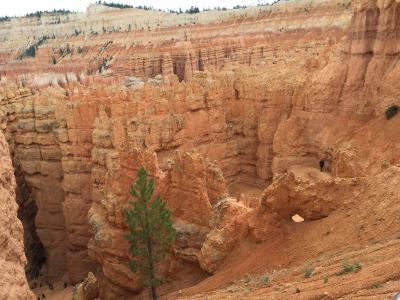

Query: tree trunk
[148,241,157,300]
[150,283,157,300]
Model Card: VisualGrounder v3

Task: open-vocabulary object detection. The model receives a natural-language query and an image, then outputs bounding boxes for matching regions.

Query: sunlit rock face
[0,130,34,300]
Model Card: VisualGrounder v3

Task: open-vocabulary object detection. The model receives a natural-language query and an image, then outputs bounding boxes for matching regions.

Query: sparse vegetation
[385,104,399,120]
[96,1,133,9]
[233,5,248,9]
[323,276,329,284]
[98,56,113,73]
[304,264,314,278]
[0,16,11,22]
[262,275,270,285]
[58,43,73,58]
[185,6,200,14]
[135,5,156,11]
[336,260,362,276]
[94,1,280,15]
[17,36,52,59]
[25,9,72,18]
[370,282,382,289]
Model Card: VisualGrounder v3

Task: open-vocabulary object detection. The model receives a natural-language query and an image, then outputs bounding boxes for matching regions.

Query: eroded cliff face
[0,0,399,298]
[271,0,400,177]
[0,130,34,300]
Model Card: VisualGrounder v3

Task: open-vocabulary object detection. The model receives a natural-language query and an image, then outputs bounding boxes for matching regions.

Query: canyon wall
[272,0,400,177]
[0,0,399,298]
[0,129,33,299]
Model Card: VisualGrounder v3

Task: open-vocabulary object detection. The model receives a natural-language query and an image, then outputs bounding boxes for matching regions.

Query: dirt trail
[288,165,333,181]
[229,181,265,199]
[31,281,73,300]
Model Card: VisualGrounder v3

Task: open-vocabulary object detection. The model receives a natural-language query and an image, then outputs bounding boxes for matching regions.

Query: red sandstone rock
[0,130,34,300]
[0,0,399,298]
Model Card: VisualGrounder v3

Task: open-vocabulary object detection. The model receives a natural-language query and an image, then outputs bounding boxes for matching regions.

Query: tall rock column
[57,92,98,283]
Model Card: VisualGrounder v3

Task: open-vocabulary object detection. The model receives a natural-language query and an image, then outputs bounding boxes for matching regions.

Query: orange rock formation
[0,130,34,299]
[0,0,399,299]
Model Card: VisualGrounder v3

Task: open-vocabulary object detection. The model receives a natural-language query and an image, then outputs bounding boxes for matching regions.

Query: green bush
[336,260,362,276]
[385,105,399,120]
[304,265,314,278]
[262,275,270,285]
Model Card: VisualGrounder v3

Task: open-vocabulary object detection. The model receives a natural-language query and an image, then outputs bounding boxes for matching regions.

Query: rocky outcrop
[261,166,355,221]
[199,198,250,273]
[167,151,227,263]
[271,0,400,177]
[72,272,99,300]
[0,130,34,299]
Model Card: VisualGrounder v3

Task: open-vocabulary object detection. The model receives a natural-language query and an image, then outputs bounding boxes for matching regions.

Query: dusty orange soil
[162,165,400,299]
[175,238,400,299]
[228,181,265,199]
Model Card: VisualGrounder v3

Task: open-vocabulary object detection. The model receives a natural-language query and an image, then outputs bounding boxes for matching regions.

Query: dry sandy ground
[164,166,400,299]
[31,281,73,300]
[170,238,400,299]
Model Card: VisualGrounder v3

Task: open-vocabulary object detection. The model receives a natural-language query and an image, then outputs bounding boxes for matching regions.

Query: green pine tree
[123,167,176,300]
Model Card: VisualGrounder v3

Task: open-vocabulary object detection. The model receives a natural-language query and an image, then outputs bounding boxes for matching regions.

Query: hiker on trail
[319,159,325,172]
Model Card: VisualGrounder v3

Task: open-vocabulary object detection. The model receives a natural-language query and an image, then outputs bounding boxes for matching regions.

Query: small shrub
[323,276,328,284]
[385,104,399,120]
[98,56,113,73]
[304,265,314,278]
[262,275,270,285]
[336,260,362,276]
[370,282,382,289]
